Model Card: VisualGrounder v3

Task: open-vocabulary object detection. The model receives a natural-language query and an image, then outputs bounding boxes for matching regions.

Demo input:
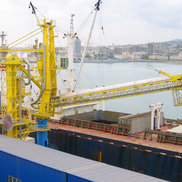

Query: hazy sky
[1,0,182,46]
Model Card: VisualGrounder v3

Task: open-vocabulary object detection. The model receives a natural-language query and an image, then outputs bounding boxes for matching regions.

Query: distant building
[149,55,168,60]
[113,47,122,55]
[74,37,81,59]
[148,43,154,54]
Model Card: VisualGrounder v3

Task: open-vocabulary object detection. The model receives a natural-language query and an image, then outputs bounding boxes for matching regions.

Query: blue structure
[154,109,157,130]
[48,129,182,182]
[36,118,48,146]
[0,135,164,182]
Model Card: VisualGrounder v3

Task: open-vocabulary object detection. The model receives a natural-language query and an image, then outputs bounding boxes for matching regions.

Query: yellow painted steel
[0,49,43,53]
[0,53,50,139]
[5,54,21,137]
[38,19,51,117]
[8,31,42,49]
[20,66,42,89]
[0,27,41,50]
[172,88,182,106]
[1,16,182,141]
[0,19,55,139]
[51,73,182,108]
[0,120,50,140]
[49,20,57,98]
[33,19,57,117]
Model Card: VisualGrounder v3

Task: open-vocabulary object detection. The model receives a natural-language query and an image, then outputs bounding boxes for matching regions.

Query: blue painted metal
[68,174,92,182]
[0,149,94,182]
[0,151,66,182]
[37,118,48,146]
[154,109,157,130]
[0,135,162,182]
[48,129,182,182]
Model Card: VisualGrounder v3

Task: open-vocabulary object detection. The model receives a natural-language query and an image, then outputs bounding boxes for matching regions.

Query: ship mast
[73,0,102,91]
[0,31,6,47]
[66,14,76,92]
[0,31,7,59]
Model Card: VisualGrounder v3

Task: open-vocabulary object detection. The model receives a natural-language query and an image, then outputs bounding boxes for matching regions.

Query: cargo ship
[0,1,182,182]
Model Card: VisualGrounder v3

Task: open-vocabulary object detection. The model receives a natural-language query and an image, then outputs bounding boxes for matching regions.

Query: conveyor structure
[51,72,182,107]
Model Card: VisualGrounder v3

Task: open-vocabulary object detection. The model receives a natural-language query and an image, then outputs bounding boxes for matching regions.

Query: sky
[1,0,182,46]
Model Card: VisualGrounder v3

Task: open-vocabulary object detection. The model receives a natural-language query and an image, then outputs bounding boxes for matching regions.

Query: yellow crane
[0,18,57,146]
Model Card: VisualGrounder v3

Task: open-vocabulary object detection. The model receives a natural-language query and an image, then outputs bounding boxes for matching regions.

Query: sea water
[59,60,182,119]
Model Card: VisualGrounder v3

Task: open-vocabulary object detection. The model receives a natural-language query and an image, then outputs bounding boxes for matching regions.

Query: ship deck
[48,121,182,153]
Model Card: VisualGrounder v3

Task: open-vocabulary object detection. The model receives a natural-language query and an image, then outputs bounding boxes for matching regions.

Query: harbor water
[59,60,182,119]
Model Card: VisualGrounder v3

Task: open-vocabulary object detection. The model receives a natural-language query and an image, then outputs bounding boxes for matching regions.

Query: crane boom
[51,73,182,107]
